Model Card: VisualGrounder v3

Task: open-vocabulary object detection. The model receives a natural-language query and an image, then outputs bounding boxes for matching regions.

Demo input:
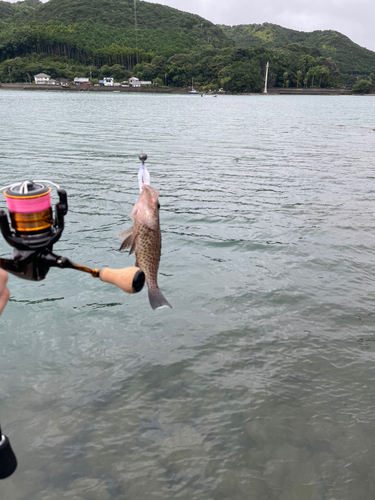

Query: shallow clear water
[1,90,375,499]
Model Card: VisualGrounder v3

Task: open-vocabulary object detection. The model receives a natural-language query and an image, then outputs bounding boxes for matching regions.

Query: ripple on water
[1,92,375,499]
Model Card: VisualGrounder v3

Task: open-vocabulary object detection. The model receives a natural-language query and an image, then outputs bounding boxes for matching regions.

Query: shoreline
[0,83,360,95]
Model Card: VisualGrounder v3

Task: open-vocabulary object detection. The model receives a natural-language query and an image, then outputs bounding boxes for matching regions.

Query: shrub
[352,79,373,94]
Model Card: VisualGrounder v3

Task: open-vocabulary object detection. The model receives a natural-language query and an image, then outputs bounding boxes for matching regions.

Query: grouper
[119,185,172,310]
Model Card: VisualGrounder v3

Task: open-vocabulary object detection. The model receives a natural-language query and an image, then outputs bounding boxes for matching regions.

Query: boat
[188,78,199,94]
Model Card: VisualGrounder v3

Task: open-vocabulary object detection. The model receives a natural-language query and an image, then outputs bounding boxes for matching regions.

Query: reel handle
[0,251,146,294]
[99,266,145,294]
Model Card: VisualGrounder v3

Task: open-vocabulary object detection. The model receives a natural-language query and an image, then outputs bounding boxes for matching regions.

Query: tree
[282,71,288,87]
[109,64,126,80]
[306,66,320,87]
[318,66,330,87]
[295,70,302,88]
[352,78,373,93]
[165,53,194,87]
[219,60,263,92]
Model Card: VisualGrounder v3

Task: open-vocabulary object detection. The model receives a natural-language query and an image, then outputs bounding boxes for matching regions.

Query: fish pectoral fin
[118,227,133,238]
[120,233,134,251]
[129,236,137,255]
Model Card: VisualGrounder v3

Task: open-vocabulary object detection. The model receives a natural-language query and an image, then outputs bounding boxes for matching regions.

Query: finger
[0,286,10,315]
[0,268,8,287]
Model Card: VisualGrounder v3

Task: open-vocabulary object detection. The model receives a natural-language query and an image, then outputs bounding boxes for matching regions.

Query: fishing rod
[0,180,145,293]
[0,172,148,479]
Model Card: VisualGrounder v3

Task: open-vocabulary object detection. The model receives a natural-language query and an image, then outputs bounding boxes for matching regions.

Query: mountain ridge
[0,0,373,89]
[221,23,375,82]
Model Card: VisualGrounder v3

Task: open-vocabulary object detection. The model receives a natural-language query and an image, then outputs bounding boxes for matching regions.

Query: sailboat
[188,78,199,94]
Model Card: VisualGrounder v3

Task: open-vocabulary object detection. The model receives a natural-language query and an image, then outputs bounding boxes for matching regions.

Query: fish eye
[157,202,160,209]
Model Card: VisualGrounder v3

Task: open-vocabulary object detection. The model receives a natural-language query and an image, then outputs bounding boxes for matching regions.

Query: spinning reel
[0,180,144,291]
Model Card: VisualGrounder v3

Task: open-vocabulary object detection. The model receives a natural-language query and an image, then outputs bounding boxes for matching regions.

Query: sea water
[1,90,375,499]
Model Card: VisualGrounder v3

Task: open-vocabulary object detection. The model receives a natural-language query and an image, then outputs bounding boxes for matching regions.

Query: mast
[263,61,269,94]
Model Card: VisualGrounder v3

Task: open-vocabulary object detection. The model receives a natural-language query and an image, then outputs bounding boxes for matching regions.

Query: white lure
[138,164,150,193]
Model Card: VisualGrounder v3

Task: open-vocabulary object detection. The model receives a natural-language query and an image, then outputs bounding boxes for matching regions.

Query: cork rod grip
[99,266,145,294]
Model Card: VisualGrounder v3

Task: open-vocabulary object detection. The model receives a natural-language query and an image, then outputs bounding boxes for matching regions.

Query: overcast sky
[5,0,375,52]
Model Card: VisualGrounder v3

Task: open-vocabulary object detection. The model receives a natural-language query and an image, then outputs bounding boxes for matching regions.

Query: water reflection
[1,92,375,499]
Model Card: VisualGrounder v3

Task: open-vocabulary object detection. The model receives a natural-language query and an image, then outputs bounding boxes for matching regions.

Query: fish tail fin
[148,286,172,310]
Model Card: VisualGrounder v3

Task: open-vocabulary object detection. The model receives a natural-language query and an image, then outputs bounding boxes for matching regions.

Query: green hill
[0,0,235,87]
[0,0,372,90]
[0,0,16,21]
[35,0,217,32]
[0,0,230,58]
[0,0,42,22]
[221,23,375,84]
[220,23,306,48]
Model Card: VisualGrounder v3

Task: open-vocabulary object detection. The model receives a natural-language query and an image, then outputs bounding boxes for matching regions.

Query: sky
[5,0,375,52]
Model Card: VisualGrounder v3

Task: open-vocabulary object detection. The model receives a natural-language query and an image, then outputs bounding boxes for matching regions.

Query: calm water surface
[1,90,375,499]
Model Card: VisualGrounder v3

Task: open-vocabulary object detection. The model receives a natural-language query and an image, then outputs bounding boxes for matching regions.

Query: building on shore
[103,77,114,86]
[129,77,152,87]
[74,77,90,86]
[34,73,53,84]
[129,77,141,87]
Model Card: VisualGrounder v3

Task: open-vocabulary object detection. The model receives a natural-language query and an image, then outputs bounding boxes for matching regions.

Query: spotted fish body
[119,185,171,310]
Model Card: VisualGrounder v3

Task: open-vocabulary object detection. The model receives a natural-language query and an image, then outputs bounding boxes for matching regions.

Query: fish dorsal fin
[118,227,133,238]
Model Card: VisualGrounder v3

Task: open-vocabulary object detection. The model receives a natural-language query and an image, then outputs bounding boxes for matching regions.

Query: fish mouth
[142,185,159,202]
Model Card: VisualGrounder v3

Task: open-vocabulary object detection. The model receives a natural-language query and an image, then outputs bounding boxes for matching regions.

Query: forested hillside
[0,0,373,90]
[0,0,230,59]
[221,23,375,85]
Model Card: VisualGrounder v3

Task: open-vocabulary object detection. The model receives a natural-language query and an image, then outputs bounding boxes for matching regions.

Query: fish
[119,185,172,310]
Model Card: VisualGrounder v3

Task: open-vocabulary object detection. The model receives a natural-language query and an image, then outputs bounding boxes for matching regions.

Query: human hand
[0,269,10,315]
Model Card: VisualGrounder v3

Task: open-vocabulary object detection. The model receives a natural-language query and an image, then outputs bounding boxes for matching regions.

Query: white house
[34,73,52,84]
[129,77,152,87]
[103,77,114,86]
[129,77,141,87]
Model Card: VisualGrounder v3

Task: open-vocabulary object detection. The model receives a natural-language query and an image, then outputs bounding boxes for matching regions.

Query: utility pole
[263,61,269,94]
[27,73,31,84]
[8,66,11,83]
[134,0,138,50]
